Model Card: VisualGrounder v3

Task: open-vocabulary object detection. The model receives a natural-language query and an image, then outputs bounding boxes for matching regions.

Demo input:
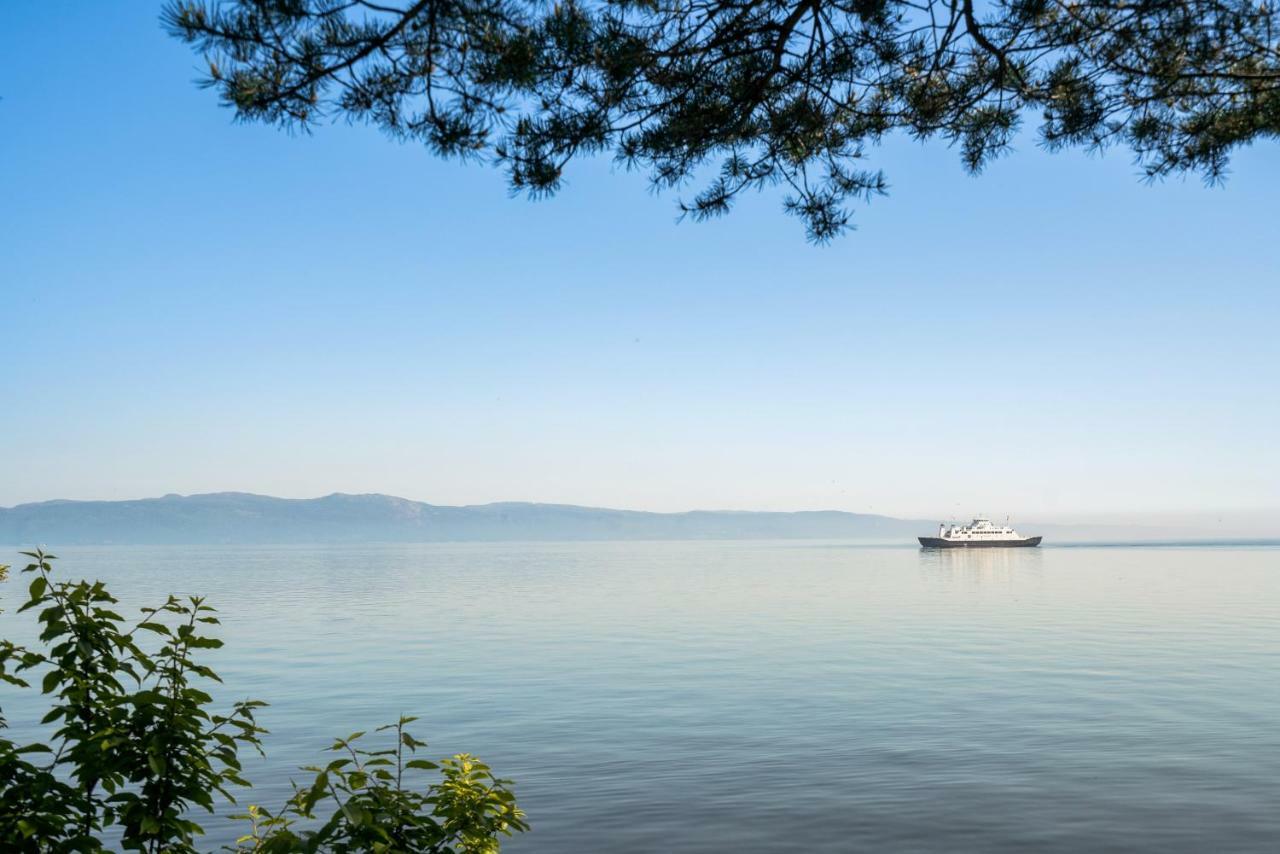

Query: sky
[2,3,1278,526]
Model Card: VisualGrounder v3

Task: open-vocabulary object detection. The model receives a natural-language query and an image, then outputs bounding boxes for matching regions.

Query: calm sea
[3,542,1278,852]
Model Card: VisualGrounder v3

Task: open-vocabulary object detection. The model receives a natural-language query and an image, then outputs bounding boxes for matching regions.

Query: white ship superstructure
[919,517,1042,548]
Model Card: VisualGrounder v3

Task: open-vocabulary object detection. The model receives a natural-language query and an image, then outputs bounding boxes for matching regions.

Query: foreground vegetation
[0,552,527,852]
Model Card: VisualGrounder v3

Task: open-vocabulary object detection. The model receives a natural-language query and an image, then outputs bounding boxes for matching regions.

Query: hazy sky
[2,3,1278,521]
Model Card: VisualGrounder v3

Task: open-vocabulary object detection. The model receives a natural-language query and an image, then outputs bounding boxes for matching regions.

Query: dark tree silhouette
[165,0,1280,240]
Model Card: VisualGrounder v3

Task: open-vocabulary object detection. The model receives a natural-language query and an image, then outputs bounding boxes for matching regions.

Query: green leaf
[28,575,48,601]
[301,772,329,815]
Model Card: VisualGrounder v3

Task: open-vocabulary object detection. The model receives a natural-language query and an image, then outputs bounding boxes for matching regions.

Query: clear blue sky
[2,2,1277,523]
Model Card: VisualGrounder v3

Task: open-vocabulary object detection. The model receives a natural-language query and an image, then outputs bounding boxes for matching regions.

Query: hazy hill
[0,492,927,545]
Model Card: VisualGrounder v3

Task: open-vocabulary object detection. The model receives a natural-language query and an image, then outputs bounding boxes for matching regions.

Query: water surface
[3,542,1277,852]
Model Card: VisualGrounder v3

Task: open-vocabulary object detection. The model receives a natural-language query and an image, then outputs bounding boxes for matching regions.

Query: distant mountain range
[0,492,929,545]
[4,493,1271,546]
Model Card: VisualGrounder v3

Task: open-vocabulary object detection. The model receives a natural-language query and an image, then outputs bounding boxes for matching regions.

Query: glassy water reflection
[2,542,1277,852]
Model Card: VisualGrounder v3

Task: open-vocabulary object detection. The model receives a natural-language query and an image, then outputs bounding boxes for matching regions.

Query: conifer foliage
[165,0,1280,239]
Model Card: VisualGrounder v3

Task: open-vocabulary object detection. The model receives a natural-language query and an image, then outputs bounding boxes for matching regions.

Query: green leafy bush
[0,551,527,853]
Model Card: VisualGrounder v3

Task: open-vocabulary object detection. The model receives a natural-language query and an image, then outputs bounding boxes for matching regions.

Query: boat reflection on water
[918,541,1045,585]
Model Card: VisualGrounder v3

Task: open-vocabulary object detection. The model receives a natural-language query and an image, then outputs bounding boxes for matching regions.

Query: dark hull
[918,536,1042,549]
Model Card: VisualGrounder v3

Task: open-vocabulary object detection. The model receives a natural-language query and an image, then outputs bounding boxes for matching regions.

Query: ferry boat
[918,517,1042,548]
